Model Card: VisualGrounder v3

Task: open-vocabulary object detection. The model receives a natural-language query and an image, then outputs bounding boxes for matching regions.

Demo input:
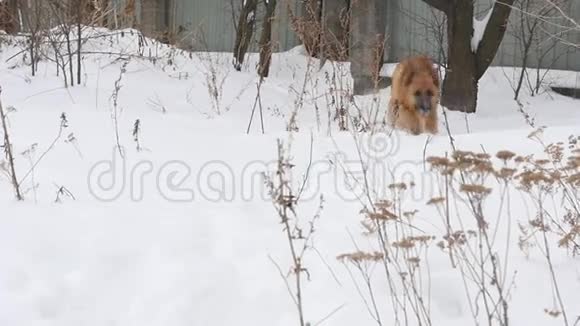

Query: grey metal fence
[124,0,580,70]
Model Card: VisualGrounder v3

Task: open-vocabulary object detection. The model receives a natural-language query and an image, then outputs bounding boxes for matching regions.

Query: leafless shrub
[47,1,77,86]
[21,144,39,203]
[322,64,352,132]
[110,60,129,158]
[288,0,322,58]
[287,53,317,132]
[18,113,71,189]
[338,183,435,326]
[334,131,433,326]
[533,0,580,48]
[265,138,324,326]
[191,32,231,116]
[19,1,45,76]
[0,86,22,200]
[426,131,580,326]
[505,0,574,100]
[427,150,511,326]
[337,250,385,326]
[288,4,388,134]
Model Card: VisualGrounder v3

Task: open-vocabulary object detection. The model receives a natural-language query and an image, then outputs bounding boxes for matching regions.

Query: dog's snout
[417,94,432,114]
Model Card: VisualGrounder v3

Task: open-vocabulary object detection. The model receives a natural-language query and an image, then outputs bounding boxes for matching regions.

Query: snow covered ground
[0,29,579,326]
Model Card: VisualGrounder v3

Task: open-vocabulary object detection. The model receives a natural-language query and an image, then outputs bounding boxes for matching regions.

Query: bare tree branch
[475,0,516,79]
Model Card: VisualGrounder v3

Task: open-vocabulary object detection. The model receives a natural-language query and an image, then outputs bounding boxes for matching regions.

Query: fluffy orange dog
[387,56,440,135]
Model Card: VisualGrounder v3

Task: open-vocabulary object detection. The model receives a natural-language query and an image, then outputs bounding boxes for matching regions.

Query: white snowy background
[0,28,579,326]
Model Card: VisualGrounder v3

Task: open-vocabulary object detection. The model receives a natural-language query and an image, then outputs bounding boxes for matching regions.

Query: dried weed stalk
[265,139,324,326]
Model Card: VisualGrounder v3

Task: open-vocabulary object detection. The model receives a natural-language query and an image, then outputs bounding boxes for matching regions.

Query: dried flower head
[337,251,384,263]
[496,150,516,162]
[534,159,550,166]
[517,170,554,189]
[393,238,415,249]
[567,173,580,186]
[426,156,451,169]
[460,184,492,197]
[496,167,517,180]
[427,197,445,205]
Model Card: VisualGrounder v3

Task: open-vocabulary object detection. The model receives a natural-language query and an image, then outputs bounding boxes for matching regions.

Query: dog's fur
[387,55,440,135]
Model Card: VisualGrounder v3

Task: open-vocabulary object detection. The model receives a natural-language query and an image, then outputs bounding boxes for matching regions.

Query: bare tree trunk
[514,36,533,100]
[321,0,349,62]
[141,0,161,37]
[422,0,514,113]
[350,0,388,95]
[440,1,478,113]
[123,0,136,27]
[0,0,20,34]
[65,26,75,87]
[233,0,258,71]
[20,0,40,76]
[514,15,536,100]
[258,0,277,78]
[77,0,83,85]
[9,0,20,32]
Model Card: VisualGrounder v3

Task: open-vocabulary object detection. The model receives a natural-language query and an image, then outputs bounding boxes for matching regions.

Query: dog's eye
[414,91,421,97]
[426,90,433,97]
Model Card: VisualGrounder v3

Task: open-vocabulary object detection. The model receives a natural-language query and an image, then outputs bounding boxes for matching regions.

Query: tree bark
[76,0,84,85]
[140,0,161,37]
[475,0,515,79]
[233,0,258,71]
[321,0,349,62]
[0,0,20,34]
[422,0,515,113]
[258,0,277,78]
[350,0,388,95]
[441,0,478,113]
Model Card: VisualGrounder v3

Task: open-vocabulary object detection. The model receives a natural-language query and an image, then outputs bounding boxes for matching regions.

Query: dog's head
[403,58,440,116]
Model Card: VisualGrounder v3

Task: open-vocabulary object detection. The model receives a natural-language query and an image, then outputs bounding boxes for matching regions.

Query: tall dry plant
[110,60,129,158]
[265,138,324,326]
[0,87,22,201]
[335,132,434,326]
[426,131,580,325]
[427,150,511,326]
[194,52,230,116]
[288,0,322,58]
